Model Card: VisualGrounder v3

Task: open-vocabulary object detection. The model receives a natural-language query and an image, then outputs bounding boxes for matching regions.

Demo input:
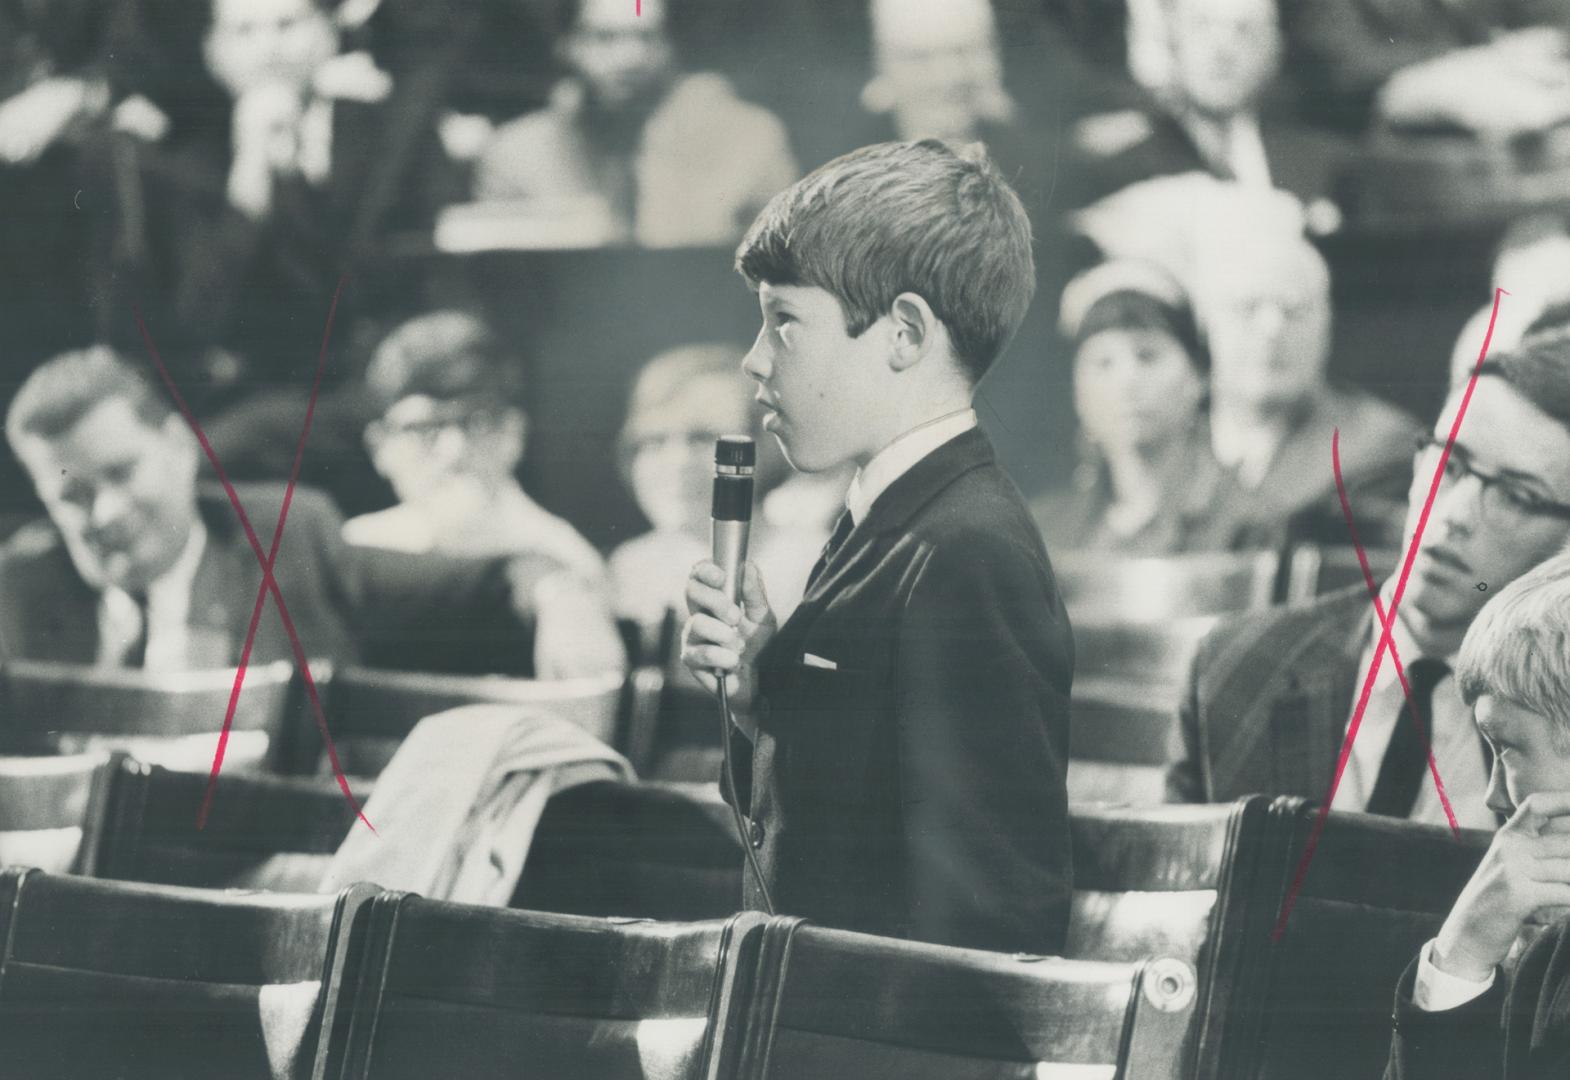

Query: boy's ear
[888,292,939,372]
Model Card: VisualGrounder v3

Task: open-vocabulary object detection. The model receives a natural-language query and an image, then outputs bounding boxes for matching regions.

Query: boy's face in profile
[744,283,890,473]
[1476,695,1570,818]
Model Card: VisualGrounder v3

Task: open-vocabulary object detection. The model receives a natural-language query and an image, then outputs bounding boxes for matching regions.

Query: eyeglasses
[375,403,502,447]
[1414,435,1570,522]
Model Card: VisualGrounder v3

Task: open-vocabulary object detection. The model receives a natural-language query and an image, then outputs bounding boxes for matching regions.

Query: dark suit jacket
[1386,920,1570,1079]
[1284,0,1570,132]
[127,77,460,398]
[731,428,1075,955]
[1167,587,1369,804]
[0,483,534,675]
[1068,103,1355,213]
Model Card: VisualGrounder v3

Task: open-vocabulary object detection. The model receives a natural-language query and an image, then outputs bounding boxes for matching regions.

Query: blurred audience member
[1071,0,1347,225]
[346,310,624,677]
[861,0,1016,145]
[0,346,619,678]
[349,311,600,570]
[137,0,456,395]
[474,0,798,247]
[609,344,753,646]
[1385,551,1570,1078]
[0,0,117,366]
[847,0,1056,217]
[753,463,855,623]
[1194,220,1420,546]
[1450,215,1570,387]
[1170,315,1570,828]
[1032,260,1251,555]
[1286,0,1570,137]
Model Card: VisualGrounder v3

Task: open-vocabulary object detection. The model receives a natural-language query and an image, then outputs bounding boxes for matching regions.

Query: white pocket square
[802,652,838,671]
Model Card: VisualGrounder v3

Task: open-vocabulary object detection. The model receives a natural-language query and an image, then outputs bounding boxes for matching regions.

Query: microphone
[711,436,755,603]
[709,434,775,913]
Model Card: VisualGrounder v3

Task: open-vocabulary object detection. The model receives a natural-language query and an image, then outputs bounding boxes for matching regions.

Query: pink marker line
[133,281,373,833]
[1271,287,1508,940]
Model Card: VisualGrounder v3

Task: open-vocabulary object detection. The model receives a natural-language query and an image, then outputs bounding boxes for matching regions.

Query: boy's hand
[1433,793,1570,981]
[682,560,776,720]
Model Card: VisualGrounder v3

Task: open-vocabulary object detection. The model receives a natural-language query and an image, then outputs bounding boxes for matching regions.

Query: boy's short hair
[1458,551,1570,749]
[735,139,1036,384]
[6,346,171,452]
[365,311,524,413]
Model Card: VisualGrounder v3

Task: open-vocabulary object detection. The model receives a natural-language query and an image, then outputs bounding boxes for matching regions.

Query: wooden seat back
[1055,551,1279,622]
[0,659,301,772]
[1237,798,1492,1080]
[322,666,624,776]
[1066,797,1287,1078]
[0,868,375,1080]
[0,752,118,874]
[98,760,365,892]
[737,918,1194,1080]
[514,779,743,921]
[324,897,766,1080]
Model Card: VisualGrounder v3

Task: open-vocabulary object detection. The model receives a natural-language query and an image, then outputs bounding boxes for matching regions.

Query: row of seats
[1059,545,1398,805]
[0,867,1191,1080]
[0,658,666,777]
[0,753,1495,1079]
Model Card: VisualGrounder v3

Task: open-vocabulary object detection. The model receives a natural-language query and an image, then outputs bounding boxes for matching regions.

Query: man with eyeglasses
[345,311,624,679]
[1167,314,1570,828]
[0,343,624,683]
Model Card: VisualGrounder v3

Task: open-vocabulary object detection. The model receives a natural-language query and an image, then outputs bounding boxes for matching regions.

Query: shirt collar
[1367,579,1460,686]
[144,518,208,615]
[845,408,977,526]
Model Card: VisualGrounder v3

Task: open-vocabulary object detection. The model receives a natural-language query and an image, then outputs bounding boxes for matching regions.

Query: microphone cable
[718,674,775,914]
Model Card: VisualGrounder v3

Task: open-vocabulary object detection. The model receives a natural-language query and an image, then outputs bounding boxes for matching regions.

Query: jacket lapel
[764,428,997,670]
[1267,593,1371,798]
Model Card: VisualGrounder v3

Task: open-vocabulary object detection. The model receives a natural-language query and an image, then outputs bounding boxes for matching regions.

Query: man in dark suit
[1168,317,1570,830]
[0,346,625,679]
[1194,221,1423,550]
[1384,552,1570,1079]
[682,140,1074,955]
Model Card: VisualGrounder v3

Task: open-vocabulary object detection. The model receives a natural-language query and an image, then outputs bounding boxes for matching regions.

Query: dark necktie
[805,509,855,593]
[1366,658,1450,818]
[124,591,150,669]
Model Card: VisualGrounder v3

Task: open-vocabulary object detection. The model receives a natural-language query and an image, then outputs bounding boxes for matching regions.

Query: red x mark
[134,280,372,833]
[1272,288,1508,940]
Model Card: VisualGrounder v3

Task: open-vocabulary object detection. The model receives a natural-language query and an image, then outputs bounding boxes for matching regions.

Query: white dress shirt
[1328,584,1494,830]
[845,408,978,527]
[1413,938,1496,1012]
[97,521,209,670]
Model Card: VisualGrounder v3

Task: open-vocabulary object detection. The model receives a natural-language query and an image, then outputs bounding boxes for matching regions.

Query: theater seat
[0,868,376,1080]
[1281,543,1399,604]
[0,658,301,772]
[100,762,741,920]
[0,752,118,874]
[98,760,367,891]
[736,918,1194,1080]
[1054,551,1279,621]
[321,898,767,1080]
[322,666,626,776]
[514,779,743,920]
[1068,678,1177,806]
[1072,618,1219,709]
[1240,798,1492,1080]
[1065,797,1285,1077]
